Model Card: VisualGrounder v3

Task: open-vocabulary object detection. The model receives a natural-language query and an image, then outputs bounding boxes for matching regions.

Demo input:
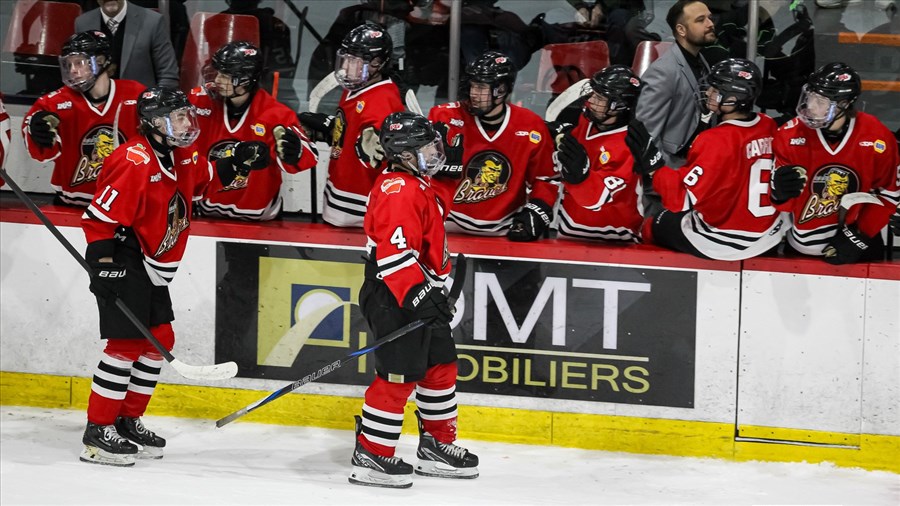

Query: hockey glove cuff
[403,283,452,328]
[433,122,465,180]
[298,112,334,143]
[356,126,385,169]
[89,261,126,307]
[273,125,303,165]
[823,225,871,265]
[508,200,553,242]
[625,119,665,175]
[557,132,590,184]
[28,111,60,148]
[546,121,575,147]
[770,165,807,204]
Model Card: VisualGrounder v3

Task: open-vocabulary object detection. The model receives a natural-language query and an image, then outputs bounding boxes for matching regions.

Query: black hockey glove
[298,112,334,143]
[890,211,900,236]
[28,111,60,148]
[823,225,872,265]
[625,119,665,175]
[273,125,303,165]
[557,132,590,184]
[216,141,270,187]
[546,121,574,146]
[89,261,126,307]
[355,126,385,169]
[432,122,465,179]
[769,165,808,204]
[508,200,553,242]
[404,284,453,328]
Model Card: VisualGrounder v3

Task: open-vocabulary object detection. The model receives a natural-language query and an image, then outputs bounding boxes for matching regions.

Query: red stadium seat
[179,12,260,93]
[536,40,610,94]
[2,0,81,56]
[631,41,673,78]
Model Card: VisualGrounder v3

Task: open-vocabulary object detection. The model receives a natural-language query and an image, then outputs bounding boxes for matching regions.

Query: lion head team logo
[798,165,859,224]
[154,191,190,257]
[71,125,126,186]
[453,151,511,204]
[330,110,347,159]
[208,140,249,191]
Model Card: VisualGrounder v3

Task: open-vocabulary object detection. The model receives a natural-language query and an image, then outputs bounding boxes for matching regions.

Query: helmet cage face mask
[581,83,630,125]
[396,135,446,176]
[335,50,381,90]
[463,79,509,117]
[59,53,103,92]
[796,85,843,129]
[150,106,201,147]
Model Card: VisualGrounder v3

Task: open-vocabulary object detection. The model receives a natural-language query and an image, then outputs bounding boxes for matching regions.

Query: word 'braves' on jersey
[773,112,900,255]
[365,170,450,305]
[189,87,317,220]
[82,137,213,286]
[557,123,644,242]
[652,114,788,261]
[324,79,405,227]
[23,80,145,205]
[429,102,558,236]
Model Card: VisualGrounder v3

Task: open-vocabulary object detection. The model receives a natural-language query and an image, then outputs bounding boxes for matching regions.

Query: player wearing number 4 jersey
[628,58,787,260]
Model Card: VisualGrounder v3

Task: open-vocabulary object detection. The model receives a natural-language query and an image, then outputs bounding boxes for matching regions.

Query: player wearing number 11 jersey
[628,58,788,260]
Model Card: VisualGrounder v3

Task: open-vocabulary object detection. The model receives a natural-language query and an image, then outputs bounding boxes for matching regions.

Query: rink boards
[0,207,897,473]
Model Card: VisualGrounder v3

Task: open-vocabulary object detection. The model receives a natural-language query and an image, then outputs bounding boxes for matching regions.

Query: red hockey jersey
[557,122,644,242]
[82,137,213,286]
[189,87,317,220]
[23,80,144,205]
[652,113,788,260]
[0,96,9,187]
[773,112,900,255]
[324,79,405,227]
[365,170,450,306]
[429,102,558,236]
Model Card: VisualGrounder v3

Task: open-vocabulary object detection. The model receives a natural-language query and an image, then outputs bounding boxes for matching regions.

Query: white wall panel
[862,277,900,436]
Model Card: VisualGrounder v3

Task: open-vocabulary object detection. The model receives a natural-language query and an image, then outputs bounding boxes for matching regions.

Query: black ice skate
[80,422,138,467]
[348,415,413,489]
[414,410,479,479]
[115,417,166,459]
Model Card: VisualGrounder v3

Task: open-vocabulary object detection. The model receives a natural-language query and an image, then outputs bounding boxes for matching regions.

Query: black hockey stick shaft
[0,168,238,380]
[216,253,468,427]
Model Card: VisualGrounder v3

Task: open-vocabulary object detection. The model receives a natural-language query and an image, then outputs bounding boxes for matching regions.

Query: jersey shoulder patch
[125,142,153,165]
[380,176,407,195]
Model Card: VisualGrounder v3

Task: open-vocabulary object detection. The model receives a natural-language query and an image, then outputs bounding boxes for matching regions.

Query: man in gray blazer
[634,0,716,168]
[75,0,179,89]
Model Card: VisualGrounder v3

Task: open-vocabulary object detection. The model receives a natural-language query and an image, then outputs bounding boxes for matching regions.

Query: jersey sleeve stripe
[84,204,117,224]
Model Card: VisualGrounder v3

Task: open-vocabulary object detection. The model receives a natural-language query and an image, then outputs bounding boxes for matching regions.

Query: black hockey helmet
[796,62,860,129]
[583,65,641,125]
[380,112,446,176]
[203,41,263,99]
[461,51,517,116]
[335,22,392,90]
[702,58,762,111]
[59,31,112,92]
[138,87,200,147]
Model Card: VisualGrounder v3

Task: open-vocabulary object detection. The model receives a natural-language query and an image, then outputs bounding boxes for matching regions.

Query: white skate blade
[348,466,413,489]
[79,445,135,467]
[136,445,164,459]
[415,459,479,479]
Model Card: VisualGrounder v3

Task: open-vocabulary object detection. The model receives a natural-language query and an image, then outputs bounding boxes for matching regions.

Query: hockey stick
[112,103,122,149]
[405,89,423,115]
[309,71,339,113]
[216,253,469,428]
[544,78,589,121]
[0,168,239,382]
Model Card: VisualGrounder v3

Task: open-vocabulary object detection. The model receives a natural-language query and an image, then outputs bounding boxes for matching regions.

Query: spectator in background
[130,0,189,61]
[634,0,716,169]
[75,0,179,88]
[22,31,145,206]
[221,0,294,80]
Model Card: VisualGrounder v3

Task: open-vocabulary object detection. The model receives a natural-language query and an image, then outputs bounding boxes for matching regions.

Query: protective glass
[414,136,446,177]
[59,53,101,92]
[796,85,839,129]
[335,50,376,90]
[154,106,201,147]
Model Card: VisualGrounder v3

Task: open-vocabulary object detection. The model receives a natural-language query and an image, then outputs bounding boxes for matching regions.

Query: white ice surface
[1,406,898,505]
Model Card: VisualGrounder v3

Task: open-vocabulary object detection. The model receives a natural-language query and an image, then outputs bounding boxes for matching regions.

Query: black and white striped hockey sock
[360,403,404,455]
[87,354,132,425]
[121,355,163,418]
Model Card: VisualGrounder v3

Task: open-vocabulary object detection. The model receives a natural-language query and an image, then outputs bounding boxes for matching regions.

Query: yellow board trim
[2,371,897,473]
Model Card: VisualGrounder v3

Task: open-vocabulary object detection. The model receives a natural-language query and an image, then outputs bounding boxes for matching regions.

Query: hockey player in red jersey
[22,31,144,205]
[428,51,558,240]
[0,95,9,186]
[80,88,266,466]
[192,41,317,220]
[627,58,788,260]
[770,62,900,264]
[350,112,478,488]
[554,65,645,242]
[299,22,405,227]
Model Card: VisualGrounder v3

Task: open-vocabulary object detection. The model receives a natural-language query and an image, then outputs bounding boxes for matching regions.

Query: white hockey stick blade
[112,102,122,149]
[309,72,339,113]
[170,359,239,381]
[405,89,423,115]
[840,192,883,210]
[544,78,590,121]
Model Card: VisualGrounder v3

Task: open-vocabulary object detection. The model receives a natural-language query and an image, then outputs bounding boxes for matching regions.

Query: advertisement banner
[216,242,697,408]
